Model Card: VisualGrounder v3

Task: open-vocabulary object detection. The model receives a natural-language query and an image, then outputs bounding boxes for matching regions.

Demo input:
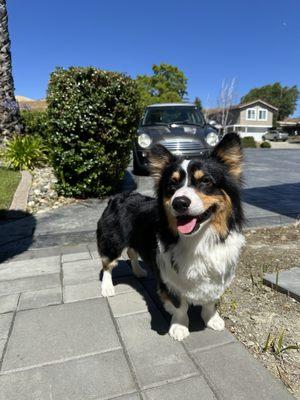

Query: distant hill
[16,95,47,111]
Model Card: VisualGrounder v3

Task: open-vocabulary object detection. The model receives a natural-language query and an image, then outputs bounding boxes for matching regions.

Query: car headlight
[205,131,219,146]
[138,133,152,148]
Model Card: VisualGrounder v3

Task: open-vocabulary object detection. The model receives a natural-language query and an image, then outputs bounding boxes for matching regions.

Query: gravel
[27,167,78,214]
[220,224,300,398]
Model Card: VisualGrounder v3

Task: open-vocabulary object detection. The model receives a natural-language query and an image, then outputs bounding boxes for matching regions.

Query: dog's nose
[172,196,191,213]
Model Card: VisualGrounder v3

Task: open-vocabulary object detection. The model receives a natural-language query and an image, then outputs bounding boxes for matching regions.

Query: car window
[142,106,204,126]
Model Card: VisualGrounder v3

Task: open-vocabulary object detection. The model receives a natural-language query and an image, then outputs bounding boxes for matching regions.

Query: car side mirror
[208,120,217,126]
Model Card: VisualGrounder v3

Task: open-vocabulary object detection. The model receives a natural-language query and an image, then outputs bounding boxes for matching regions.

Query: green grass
[0,167,21,210]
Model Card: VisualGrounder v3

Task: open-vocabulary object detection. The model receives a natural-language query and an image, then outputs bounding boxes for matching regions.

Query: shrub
[47,67,141,198]
[20,110,49,140]
[260,141,271,148]
[1,134,48,170]
[241,136,257,148]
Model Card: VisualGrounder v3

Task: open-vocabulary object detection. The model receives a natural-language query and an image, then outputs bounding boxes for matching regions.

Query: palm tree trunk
[0,0,22,142]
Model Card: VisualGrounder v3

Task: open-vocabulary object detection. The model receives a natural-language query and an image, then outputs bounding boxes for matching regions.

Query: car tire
[262,136,266,141]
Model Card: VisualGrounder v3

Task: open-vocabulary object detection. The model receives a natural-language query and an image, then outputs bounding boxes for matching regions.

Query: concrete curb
[9,170,32,211]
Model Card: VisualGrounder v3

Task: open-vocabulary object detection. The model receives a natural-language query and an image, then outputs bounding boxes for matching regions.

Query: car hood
[138,124,213,143]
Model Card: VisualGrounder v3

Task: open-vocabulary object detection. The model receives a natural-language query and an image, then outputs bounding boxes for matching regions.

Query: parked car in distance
[262,130,289,142]
[133,103,220,174]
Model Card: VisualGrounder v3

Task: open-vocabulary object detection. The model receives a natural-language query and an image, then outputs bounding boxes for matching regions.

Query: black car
[133,103,219,174]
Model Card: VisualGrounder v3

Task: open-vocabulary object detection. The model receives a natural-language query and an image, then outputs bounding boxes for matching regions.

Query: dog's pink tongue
[177,217,197,234]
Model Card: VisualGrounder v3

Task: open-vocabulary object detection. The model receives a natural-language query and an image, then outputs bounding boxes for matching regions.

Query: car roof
[146,103,196,108]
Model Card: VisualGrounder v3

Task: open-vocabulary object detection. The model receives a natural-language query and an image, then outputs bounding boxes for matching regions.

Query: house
[278,117,300,135]
[207,99,278,141]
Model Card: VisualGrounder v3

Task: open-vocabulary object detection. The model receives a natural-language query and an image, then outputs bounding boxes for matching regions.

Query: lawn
[0,167,21,210]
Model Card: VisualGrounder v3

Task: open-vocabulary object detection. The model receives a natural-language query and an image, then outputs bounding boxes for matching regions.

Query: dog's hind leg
[101,257,117,297]
[127,248,147,278]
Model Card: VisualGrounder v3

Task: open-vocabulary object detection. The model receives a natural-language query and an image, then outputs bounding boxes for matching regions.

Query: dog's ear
[212,132,243,180]
[148,144,175,183]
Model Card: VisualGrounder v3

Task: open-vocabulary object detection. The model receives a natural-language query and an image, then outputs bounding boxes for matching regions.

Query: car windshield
[141,106,205,127]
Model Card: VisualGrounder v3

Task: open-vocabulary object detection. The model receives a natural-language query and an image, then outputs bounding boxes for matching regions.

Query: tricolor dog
[97,132,245,340]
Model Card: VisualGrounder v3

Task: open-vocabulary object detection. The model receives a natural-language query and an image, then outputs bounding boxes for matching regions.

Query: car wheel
[262,136,265,141]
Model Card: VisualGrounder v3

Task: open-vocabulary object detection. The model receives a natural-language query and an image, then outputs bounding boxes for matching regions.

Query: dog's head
[149,133,244,239]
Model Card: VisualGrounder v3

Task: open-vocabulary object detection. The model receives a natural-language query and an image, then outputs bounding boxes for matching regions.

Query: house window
[246,108,256,120]
[258,109,268,120]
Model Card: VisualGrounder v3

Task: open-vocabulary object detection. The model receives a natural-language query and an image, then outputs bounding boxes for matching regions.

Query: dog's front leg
[168,299,190,341]
[201,301,225,331]
[159,288,189,341]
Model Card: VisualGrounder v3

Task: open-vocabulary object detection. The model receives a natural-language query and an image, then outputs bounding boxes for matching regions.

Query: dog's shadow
[99,259,206,336]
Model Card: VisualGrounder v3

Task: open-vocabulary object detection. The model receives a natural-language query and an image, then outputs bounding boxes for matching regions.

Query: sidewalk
[0,245,294,400]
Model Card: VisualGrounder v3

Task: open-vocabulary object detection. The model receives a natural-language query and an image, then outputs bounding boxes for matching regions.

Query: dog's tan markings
[171,171,180,182]
[215,146,243,180]
[193,170,204,180]
[197,190,232,237]
[101,257,118,271]
[163,196,178,235]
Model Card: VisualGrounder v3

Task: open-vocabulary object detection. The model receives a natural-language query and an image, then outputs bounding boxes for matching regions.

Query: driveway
[0,149,299,261]
[134,149,300,227]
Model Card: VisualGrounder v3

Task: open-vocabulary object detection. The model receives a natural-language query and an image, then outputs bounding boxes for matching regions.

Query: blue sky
[7,0,300,115]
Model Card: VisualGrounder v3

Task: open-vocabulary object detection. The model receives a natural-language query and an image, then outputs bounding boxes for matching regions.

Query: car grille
[160,140,207,157]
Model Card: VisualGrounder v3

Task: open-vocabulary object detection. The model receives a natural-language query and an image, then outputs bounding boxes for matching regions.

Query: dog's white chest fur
[157,228,245,304]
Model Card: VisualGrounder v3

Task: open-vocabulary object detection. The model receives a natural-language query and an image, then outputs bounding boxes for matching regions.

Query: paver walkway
[0,247,293,399]
[0,149,299,399]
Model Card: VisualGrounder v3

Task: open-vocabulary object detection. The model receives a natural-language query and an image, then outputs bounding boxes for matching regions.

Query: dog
[97,132,245,341]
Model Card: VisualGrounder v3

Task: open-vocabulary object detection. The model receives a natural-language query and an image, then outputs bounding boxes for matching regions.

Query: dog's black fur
[97,192,158,272]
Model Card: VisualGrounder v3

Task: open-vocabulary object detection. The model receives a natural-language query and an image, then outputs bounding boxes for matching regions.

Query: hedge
[20,110,49,140]
[260,141,271,148]
[241,136,257,148]
[47,67,140,197]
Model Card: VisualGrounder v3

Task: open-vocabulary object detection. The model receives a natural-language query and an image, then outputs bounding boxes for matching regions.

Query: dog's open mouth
[176,207,214,235]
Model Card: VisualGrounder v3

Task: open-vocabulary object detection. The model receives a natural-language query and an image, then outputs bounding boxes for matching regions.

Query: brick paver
[0,251,294,399]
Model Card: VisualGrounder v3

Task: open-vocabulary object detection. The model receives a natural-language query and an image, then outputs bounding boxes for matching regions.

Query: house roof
[207,99,278,116]
[238,99,278,111]
[278,117,300,126]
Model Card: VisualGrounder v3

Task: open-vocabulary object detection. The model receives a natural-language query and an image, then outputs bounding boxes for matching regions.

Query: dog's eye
[201,176,212,185]
[170,177,179,185]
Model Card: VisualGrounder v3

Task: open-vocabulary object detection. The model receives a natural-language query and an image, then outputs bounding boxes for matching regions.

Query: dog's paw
[206,313,225,331]
[169,323,190,341]
[133,267,148,279]
[101,282,115,297]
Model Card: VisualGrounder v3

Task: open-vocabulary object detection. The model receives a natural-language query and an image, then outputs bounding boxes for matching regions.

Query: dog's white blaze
[181,159,190,187]
[157,227,245,305]
[171,159,205,217]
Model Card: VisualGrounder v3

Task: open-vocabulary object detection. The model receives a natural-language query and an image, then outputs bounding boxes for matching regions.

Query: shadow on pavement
[100,259,205,336]
[0,209,36,262]
[119,170,137,192]
[242,182,300,218]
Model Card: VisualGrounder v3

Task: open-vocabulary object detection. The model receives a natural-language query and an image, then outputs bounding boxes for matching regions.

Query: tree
[217,78,237,130]
[241,82,299,121]
[0,0,21,141]
[136,63,187,108]
[194,97,203,112]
